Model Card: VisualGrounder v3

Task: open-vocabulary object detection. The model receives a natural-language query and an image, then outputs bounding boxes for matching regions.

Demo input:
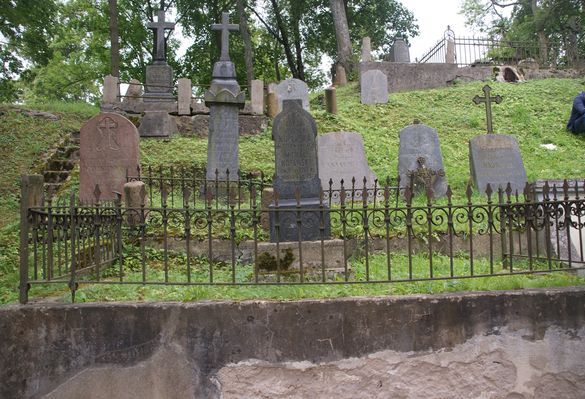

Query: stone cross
[212,12,239,62]
[473,85,503,134]
[147,6,175,61]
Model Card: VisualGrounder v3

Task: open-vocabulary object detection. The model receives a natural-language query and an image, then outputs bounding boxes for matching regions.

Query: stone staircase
[42,131,80,195]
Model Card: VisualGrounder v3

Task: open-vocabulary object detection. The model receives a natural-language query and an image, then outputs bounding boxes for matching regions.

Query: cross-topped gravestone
[473,85,502,134]
[147,3,175,62]
[212,12,239,62]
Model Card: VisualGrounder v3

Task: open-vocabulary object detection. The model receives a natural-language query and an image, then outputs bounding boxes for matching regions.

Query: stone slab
[469,134,527,195]
[250,79,264,114]
[79,113,140,203]
[318,132,377,198]
[138,111,178,138]
[122,79,142,104]
[276,78,310,114]
[206,104,239,180]
[102,75,119,104]
[388,37,410,63]
[360,69,388,104]
[269,198,331,242]
[177,78,192,115]
[144,63,174,102]
[361,36,372,62]
[398,123,448,198]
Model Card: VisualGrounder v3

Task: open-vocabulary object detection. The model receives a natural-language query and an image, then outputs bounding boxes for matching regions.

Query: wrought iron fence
[418,27,580,68]
[19,177,585,303]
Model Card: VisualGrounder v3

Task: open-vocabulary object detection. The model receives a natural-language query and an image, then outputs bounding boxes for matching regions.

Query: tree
[236,0,255,85]
[329,0,352,72]
[109,0,120,77]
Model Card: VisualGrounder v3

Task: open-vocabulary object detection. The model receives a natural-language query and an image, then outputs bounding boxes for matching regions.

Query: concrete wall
[1,287,584,398]
[360,62,494,92]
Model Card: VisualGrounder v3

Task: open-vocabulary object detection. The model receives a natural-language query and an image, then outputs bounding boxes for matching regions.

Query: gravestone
[123,79,143,104]
[318,132,377,202]
[144,6,175,102]
[390,36,410,63]
[250,79,264,114]
[469,134,527,194]
[360,69,388,104]
[334,64,347,86]
[79,113,140,203]
[361,36,372,62]
[398,122,448,198]
[102,75,119,104]
[177,78,191,115]
[270,99,330,242]
[276,78,310,114]
[139,111,178,138]
[204,12,245,180]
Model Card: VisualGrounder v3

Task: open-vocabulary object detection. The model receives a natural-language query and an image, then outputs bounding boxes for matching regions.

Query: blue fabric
[567,92,585,133]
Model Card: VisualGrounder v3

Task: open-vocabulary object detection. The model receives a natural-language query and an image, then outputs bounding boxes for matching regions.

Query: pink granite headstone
[80,113,140,203]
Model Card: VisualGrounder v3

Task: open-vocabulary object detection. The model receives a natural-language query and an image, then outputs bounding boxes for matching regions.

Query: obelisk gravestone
[204,12,245,180]
[269,100,330,242]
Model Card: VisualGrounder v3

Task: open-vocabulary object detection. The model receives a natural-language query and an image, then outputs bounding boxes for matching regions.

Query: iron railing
[418,28,581,68]
[19,176,585,303]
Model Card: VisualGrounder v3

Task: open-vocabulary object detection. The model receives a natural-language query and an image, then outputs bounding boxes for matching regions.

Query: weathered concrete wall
[360,62,494,92]
[1,287,584,398]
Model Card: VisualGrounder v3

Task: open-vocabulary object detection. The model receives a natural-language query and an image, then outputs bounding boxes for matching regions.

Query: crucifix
[147,1,176,62]
[473,85,503,134]
[212,12,239,62]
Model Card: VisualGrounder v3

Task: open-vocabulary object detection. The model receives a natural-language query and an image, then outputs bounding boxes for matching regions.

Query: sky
[400,0,475,61]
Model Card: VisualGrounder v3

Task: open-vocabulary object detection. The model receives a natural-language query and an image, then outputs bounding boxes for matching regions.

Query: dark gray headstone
[360,70,388,104]
[276,78,310,113]
[270,100,330,242]
[144,62,174,102]
[398,123,448,198]
[389,36,410,63]
[469,134,527,194]
[138,111,178,138]
[318,132,377,201]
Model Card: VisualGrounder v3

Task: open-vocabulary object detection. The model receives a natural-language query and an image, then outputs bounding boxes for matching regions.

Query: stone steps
[42,131,80,196]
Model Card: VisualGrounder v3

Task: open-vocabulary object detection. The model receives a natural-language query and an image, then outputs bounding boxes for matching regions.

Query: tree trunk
[236,0,254,85]
[108,0,120,77]
[291,3,305,80]
[530,0,548,66]
[329,0,352,72]
[270,0,299,78]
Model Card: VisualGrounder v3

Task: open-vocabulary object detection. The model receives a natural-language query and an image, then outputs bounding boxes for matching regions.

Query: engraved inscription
[207,105,239,178]
[275,113,317,182]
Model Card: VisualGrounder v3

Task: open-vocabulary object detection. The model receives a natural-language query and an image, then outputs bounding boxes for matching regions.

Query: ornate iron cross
[147,4,175,61]
[407,157,445,193]
[212,12,239,62]
[473,85,503,134]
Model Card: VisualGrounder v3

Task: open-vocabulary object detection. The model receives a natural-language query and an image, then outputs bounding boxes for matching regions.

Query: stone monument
[204,12,245,180]
[469,85,527,194]
[361,37,372,62]
[360,69,388,104]
[318,132,377,202]
[276,78,310,114]
[398,122,448,198]
[270,100,330,242]
[389,36,410,63]
[79,113,140,203]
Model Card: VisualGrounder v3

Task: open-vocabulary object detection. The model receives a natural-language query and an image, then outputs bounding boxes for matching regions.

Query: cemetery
[1,1,585,398]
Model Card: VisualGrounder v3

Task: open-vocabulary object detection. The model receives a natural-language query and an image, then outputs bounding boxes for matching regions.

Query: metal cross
[147,7,175,61]
[473,85,503,134]
[212,12,239,62]
[407,157,445,193]
[97,117,120,151]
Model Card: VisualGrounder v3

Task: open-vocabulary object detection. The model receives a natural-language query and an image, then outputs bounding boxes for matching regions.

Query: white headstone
[178,78,192,115]
[250,79,264,114]
[276,78,310,114]
[360,70,388,104]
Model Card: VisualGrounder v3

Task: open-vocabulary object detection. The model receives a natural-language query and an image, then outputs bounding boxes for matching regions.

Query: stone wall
[359,62,494,92]
[1,287,584,398]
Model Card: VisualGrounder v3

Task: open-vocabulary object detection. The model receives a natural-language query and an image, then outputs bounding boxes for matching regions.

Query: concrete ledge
[1,287,584,398]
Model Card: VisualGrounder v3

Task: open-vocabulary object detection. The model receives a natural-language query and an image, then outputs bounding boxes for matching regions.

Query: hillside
[1,78,584,303]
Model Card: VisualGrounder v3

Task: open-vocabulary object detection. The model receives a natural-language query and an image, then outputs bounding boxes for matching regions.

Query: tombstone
[360,69,388,104]
[445,37,456,64]
[204,12,245,180]
[177,78,192,115]
[139,111,178,138]
[276,78,310,114]
[361,37,372,62]
[250,79,264,114]
[318,132,377,203]
[398,123,448,198]
[123,79,143,104]
[79,113,140,203]
[469,134,527,194]
[325,87,337,114]
[334,64,347,86]
[102,75,119,104]
[390,36,410,63]
[270,99,330,242]
[144,6,176,102]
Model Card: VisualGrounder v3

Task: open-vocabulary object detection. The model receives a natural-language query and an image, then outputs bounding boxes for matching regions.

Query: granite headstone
[360,69,388,104]
[276,78,310,114]
[398,123,448,198]
[80,113,140,203]
[318,132,377,202]
[469,134,527,194]
[270,99,330,242]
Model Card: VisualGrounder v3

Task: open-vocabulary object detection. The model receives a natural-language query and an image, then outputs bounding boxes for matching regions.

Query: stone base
[138,111,178,138]
[269,199,331,242]
[256,239,352,270]
[185,114,268,137]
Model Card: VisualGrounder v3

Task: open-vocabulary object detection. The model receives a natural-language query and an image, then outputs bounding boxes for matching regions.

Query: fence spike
[505,182,512,199]
[93,184,101,204]
[466,182,473,201]
[485,183,493,198]
[405,186,413,205]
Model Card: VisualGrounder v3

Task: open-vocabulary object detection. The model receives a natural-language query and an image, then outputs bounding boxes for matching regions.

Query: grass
[2,79,585,304]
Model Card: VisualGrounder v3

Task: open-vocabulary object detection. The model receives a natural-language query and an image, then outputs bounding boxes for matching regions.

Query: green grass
[2,80,585,304]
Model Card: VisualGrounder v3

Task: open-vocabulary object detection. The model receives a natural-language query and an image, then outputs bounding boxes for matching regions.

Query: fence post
[19,175,44,304]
